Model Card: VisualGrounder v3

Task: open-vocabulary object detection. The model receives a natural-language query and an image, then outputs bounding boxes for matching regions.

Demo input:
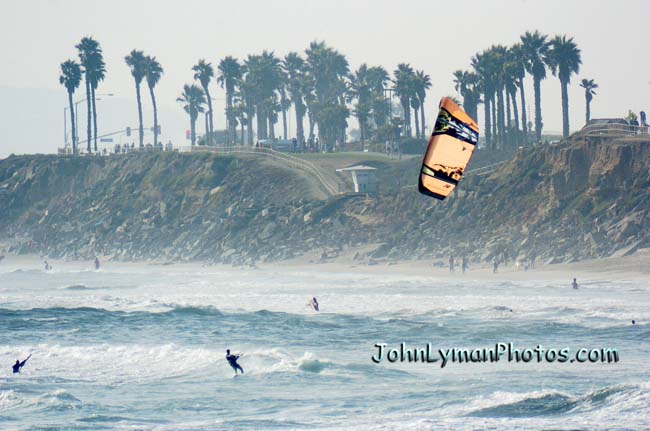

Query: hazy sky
[0,0,648,157]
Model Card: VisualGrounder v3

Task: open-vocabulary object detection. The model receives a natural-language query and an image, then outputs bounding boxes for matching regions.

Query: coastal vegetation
[59,31,592,153]
[454,31,583,151]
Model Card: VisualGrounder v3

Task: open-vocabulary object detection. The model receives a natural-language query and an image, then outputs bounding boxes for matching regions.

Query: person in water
[308,297,319,311]
[226,349,244,375]
[13,354,31,373]
[94,257,100,270]
[44,261,52,271]
[572,278,578,289]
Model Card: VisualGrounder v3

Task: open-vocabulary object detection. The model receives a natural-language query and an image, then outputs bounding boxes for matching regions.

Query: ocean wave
[466,383,650,418]
[61,284,99,291]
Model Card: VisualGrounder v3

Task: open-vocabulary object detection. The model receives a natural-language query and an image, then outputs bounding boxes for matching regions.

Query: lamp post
[63,93,114,153]
[383,86,396,155]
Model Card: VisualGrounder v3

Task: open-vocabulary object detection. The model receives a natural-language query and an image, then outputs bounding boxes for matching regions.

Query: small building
[336,165,378,194]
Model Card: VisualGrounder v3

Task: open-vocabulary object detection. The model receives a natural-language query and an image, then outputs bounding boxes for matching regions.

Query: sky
[0,0,648,158]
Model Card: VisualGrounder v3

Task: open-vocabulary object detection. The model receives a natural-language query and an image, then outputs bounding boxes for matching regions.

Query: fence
[576,123,650,138]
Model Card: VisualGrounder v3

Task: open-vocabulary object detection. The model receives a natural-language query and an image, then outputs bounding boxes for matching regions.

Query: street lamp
[63,93,114,152]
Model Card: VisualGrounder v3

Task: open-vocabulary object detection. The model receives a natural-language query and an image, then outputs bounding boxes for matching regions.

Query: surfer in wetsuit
[307,297,319,311]
[94,257,100,270]
[12,354,31,373]
[572,278,578,289]
[226,349,244,375]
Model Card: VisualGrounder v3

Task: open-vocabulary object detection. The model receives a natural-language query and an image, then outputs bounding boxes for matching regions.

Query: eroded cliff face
[1,137,648,265]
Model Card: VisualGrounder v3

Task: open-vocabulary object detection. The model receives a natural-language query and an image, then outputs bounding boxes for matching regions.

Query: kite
[418,97,479,200]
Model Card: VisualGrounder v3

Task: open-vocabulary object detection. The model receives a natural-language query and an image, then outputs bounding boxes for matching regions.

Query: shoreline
[2,247,648,282]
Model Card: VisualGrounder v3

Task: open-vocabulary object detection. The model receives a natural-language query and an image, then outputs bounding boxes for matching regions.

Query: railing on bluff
[182,145,340,197]
[574,123,650,139]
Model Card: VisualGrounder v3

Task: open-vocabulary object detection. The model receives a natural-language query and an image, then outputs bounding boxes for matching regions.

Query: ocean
[1,258,648,430]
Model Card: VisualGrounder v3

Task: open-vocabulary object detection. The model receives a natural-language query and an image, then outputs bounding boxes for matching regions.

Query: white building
[336,165,378,194]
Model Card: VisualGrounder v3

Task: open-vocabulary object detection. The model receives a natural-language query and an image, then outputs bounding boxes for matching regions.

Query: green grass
[292,151,414,163]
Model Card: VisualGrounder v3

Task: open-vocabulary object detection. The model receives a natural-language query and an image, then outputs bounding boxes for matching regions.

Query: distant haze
[0,0,647,158]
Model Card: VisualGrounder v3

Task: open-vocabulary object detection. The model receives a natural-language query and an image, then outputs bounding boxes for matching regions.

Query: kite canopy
[418,97,479,200]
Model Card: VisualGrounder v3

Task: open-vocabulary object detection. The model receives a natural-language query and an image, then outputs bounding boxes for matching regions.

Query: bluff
[0,136,648,265]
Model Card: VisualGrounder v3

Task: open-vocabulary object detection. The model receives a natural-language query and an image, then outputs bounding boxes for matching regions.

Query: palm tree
[192,60,214,144]
[76,37,100,153]
[410,96,421,137]
[393,63,416,137]
[367,66,389,129]
[579,78,598,125]
[124,50,147,147]
[350,64,372,142]
[304,41,350,151]
[144,56,163,147]
[521,31,550,142]
[413,70,431,137]
[453,70,482,126]
[509,43,528,135]
[547,35,582,138]
[283,52,307,145]
[88,54,105,153]
[177,84,206,146]
[472,50,497,149]
[59,60,82,154]
[237,66,257,145]
[217,56,243,144]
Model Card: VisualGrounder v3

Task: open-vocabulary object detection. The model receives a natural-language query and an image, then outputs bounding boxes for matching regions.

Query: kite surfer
[226,349,244,376]
[12,354,31,373]
[307,297,319,311]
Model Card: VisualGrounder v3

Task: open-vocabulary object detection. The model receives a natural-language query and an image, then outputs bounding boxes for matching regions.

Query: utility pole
[384,86,396,156]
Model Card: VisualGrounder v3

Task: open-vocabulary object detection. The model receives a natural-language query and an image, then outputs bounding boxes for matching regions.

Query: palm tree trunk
[561,79,569,138]
[295,103,305,146]
[420,101,426,137]
[85,78,92,153]
[190,115,196,146]
[402,100,411,137]
[585,97,590,125]
[256,106,268,140]
[519,77,527,135]
[91,86,98,153]
[413,106,420,138]
[228,91,237,144]
[483,94,491,149]
[149,85,158,147]
[240,118,245,144]
[268,114,275,140]
[506,90,512,131]
[136,81,144,147]
[205,112,210,144]
[282,107,288,140]
[533,75,542,143]
[204,86,213,145]
[504,89,514,150]
[68,91,77,154]
[308,111,315,141]
[511,89,520,132]
[497,88,505,149]
[491,93,497,148]
[247,109,254,145]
